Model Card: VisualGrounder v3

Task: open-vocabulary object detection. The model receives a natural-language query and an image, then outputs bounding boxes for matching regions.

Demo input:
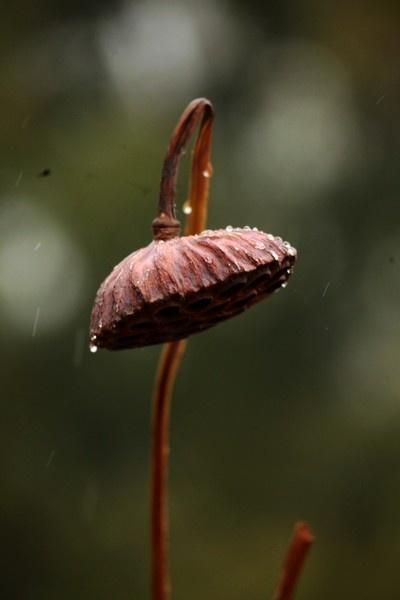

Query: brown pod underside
[90,227,297,350]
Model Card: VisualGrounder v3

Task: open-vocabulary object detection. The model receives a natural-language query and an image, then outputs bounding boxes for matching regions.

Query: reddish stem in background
[150,99,214,600]
[272,521,314,600]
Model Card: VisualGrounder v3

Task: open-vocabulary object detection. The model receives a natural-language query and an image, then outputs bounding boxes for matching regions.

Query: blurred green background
[1,1,400,598]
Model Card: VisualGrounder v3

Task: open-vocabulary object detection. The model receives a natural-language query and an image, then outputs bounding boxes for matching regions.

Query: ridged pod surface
[90,226,297,350]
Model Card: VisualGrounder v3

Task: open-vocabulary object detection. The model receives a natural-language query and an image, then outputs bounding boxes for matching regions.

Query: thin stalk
[150,99,214,600]
[272,521,314,600]
[150,339,186,600]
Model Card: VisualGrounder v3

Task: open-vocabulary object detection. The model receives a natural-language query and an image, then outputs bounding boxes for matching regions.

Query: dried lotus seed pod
[90,227,296,350]
[90,98,297,351]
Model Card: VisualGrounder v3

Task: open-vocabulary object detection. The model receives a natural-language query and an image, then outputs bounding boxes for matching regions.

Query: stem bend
[152,98,214,240]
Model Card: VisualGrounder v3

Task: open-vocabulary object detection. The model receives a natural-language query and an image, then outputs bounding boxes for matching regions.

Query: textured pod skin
[90,227,297,350]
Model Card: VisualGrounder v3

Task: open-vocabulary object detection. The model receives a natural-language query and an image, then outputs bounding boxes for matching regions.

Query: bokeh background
[2,1,400,598]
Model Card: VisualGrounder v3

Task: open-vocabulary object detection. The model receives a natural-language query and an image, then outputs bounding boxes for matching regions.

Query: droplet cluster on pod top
[90,227,297,350]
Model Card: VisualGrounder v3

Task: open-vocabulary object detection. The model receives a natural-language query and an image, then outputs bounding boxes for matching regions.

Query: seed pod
[90,98,297,351]
[90,227,296,350]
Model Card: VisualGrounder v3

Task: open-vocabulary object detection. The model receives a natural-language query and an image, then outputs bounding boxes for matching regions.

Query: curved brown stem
[152,98,214,240]
[150,339,186,600]
[150,99,214,600]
